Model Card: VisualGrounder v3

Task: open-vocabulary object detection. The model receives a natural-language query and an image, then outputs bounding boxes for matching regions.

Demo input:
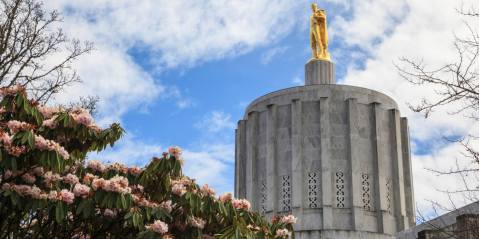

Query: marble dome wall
[234,84,415,238]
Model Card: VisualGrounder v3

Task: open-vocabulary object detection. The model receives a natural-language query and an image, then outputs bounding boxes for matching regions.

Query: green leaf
[55,153,61,172]
[124,212,133,220]
[132,213,138,228]
[10,157,17,171]
[120,194,127,209]
[10,192,19,205]
[77,200,87,215]
[15,94,23,109]
[26,131,34,148]
[55,202,65,224]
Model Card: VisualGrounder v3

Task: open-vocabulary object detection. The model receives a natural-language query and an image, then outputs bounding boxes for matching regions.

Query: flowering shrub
[0,86,296,238]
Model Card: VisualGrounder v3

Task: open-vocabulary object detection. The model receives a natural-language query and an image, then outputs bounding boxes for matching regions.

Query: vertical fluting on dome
[235,85,415,239]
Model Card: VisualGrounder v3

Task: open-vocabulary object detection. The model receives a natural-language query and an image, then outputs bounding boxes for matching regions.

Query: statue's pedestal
[305,59,335,85]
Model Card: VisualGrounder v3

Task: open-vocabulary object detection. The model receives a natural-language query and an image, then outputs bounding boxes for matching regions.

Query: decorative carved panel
[361,173,372,211]
[335,171,345,208]
[307,172,319,208]
[260,178,267,214]
[280,175,291,212]
[386,178,392,214]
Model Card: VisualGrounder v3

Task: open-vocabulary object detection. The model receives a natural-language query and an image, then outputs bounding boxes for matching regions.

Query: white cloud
[91,134,164,167]
[292,75,303,85]
[46,0,306,69]
[53,47,163,125]
[337,0,478,139]
[40,1,308,124]
[261,46,289,65]
[195,111,236,133]
[330,0,409,51]
[93,135,235,194]
[161,86,195,110]
[331,0,479,212]
[412,138,479,214]
[182,143,235,194]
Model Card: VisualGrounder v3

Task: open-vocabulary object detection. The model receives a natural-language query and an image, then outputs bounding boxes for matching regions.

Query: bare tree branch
[0,0,93,104]
[400,5,479,235]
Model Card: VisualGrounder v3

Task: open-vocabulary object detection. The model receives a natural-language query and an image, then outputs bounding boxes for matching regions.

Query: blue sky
[45,0,479,213]
[102,3,363,193]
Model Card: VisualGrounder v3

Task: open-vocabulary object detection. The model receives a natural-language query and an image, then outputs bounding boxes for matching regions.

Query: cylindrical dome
[234,84,415,238]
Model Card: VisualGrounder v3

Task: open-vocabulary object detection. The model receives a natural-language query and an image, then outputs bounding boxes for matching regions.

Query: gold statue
[310,3,330,60]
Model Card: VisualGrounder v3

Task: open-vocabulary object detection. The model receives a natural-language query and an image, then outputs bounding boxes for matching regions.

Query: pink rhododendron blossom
[246,224,261,231]
[1,183,11,190]
[57,147,69,160]
[73,184,91,198]
[0,132,12,146]
[276,228,291,238]
[12,184,31,195]
[160,200,173,213]
[168,146,182,157]
[189,216,206,229]
[21,173,36,184]
[82,173,97,184]
[71,233,91,239]
[89,124,102,133]
[43,171,62,185]
[32,167,44,176]
[91,178,107,190]
[3,170,12,179]
[48,191,58,201]
[129,166,142,176]
[232,199,251,211]
[7,120,31,133]
[171,183,187,196]
[34,135,69,159]
[279,215,297,224]
[92,176,131,194]
[42,116,57,128]
[131,184,144,193]
[145,220,168,234]
[105,175,130,194]
[219,193,232,202]
[34,135,49,150]
[38,106,60,118]
[70,108,93,125]
[132,194,158,208]
[63,173,79,185]
[200,184,215,197]
[108,163,128,174]
[5,145,27,156]
[28,186,42,198]
[87,160,106,173]
[58,189,75,204]
[171,177,194,187]
[103,209,117,218]
[0,85,24,97]
[5,184,48,200]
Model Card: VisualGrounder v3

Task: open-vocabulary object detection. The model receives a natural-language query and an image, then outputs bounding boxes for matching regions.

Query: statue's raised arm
[310,3,330,61]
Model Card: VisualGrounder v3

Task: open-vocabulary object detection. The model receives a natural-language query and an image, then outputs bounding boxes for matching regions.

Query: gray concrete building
[234,59,416,238]
[398,202,479,239]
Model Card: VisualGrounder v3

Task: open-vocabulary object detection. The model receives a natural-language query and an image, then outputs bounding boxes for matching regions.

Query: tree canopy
[0,86,296,238]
